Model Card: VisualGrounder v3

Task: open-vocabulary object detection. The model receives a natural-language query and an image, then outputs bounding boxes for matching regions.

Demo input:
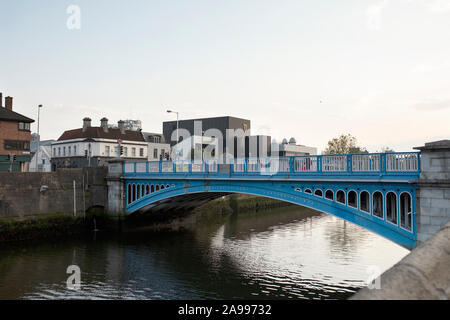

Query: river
[0,206,409,300]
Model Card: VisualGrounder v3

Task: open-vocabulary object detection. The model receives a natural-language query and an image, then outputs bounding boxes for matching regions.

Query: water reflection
[0,206,409,300]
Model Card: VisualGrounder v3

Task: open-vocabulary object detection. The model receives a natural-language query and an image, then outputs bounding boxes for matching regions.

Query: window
[153,148,158,159]
[124,147,128,157]
[53,148,56,157]
[4,140,30,150]
[63,147,66,156]
[132,147,136,157]
[68,146,71,156]
[140,148,144,157]
[18,122,30,131]
[73,145,77,156]
[105,146,110,157]
[58,147,61,156]
[161,149,165,159]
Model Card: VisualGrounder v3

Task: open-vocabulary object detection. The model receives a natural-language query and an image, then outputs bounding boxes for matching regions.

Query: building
[0,93,34,172]
[142,132,171,161]
[51,117,148,170]
[29,145,52,172]
[29,135,55,172]
[171,135,220,161]
[275,137,317,156]
[163,116,272,160]
[245,135,271,158]
[123,119,142,131]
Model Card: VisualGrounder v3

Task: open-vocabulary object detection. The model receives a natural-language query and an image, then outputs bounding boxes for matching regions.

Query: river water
[0,206,409,300]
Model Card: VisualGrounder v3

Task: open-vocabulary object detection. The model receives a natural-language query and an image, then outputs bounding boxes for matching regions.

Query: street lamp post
[166,110,179,160]
[35,104,43,172]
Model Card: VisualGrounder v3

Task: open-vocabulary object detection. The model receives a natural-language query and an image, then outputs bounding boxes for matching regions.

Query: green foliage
[323,134,368,155]
[378,146,395,153]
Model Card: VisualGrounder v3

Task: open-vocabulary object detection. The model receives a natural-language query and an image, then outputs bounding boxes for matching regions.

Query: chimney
[0,93,2,108]
[118,120,125,134]
[100,117,109,132]
[5,96,13,111]
[82,117,92,132]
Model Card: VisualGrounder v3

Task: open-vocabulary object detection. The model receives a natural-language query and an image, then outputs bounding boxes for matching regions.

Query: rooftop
[57,127,146,142]
[0,106,34,123]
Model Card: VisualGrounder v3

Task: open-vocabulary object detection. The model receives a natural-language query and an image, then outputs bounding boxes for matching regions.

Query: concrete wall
[0,167,107,219]
[351,221,450,299]
[415,140,450,244]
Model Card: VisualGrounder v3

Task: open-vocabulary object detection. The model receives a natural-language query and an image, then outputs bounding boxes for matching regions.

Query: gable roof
[0,107,34,123]
[57,127,145,142]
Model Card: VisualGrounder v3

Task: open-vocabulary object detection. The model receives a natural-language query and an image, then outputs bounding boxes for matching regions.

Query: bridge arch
[124,179,417,249]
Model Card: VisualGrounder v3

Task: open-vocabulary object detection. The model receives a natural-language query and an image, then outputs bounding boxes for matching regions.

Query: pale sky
[1,0,449,153]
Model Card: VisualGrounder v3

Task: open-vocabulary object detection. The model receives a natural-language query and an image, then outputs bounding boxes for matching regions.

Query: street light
[35,104,43,172]
[167,110,179,160]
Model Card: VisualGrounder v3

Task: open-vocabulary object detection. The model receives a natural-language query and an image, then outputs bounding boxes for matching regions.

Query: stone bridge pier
[415,140,450,245]
[106,158,126,215]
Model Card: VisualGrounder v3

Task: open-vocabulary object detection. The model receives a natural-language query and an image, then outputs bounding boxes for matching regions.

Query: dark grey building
[163,116,252,158]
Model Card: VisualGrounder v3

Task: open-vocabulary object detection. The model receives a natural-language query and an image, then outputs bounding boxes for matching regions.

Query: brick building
[0,93,35,172]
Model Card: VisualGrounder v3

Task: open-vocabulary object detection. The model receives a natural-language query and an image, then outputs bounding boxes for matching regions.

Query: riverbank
[0,195,295,242]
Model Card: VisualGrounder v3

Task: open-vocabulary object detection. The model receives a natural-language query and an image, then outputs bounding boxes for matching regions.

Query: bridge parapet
[123,152,421,181]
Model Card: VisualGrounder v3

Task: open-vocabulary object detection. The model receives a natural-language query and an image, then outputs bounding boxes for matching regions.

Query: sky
[0,0,449,153]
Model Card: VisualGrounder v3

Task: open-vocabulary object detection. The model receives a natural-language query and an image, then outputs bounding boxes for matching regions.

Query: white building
[51,118,148,170]
[142,132,171,161]
[275,137,317,156]
[29,145,52,172]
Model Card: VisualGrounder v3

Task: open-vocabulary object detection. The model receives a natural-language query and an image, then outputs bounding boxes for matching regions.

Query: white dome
[289,137,296,145]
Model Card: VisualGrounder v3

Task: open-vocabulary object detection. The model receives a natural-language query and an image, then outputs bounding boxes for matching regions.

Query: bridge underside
[124,178,418,249]
[133,192,231,214]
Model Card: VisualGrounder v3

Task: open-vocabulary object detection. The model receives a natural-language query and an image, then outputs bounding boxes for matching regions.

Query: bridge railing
[123,152,421,176]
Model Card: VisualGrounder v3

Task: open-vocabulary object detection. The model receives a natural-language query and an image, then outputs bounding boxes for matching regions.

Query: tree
[378,146,395,153]
[323,134,368,155]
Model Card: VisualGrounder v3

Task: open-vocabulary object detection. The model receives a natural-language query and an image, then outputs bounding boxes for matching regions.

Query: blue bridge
[120,152,421,249]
